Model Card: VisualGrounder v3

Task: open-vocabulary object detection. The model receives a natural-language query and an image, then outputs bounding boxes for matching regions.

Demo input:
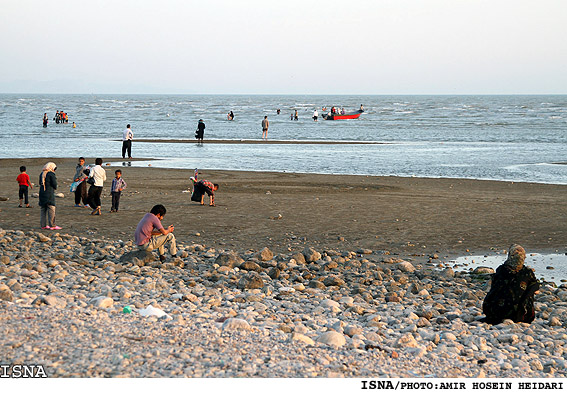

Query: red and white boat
[322,109,363,120]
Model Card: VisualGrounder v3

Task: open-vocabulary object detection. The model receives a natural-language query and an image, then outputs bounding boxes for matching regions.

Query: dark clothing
[38,172,57,207]
[191,180,215,204]
[482,265,540,324]
[122,140,132,158]
[74,180,88,205]
[196,121,205,139]
[88,185,103,209]
[19,185,29,204]
[111,191,121,211]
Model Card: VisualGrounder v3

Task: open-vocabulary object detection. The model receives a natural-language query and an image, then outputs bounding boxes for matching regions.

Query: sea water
[451,253,567,283]
[0,94,566,184]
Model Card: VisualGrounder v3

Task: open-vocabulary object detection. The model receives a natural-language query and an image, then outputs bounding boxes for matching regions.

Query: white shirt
[313,110,319,117]
[123,128,133,141]
[89,165,107,187]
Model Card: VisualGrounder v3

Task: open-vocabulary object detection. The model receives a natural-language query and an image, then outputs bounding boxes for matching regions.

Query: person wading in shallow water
[481,244,540,324]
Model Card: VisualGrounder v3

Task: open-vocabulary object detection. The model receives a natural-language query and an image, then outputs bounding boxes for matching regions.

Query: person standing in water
[196,119,205,144]
[122,124,133,159]
[313,109,318,122]
[42,113,48,128]
[262,116,269,140]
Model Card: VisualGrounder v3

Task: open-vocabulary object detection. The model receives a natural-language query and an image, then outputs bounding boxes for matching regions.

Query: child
[16,166,33,208]
[110,169,127,212]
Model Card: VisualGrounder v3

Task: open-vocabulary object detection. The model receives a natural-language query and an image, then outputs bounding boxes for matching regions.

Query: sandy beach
[1,158,566,258]
[1,158,567,378]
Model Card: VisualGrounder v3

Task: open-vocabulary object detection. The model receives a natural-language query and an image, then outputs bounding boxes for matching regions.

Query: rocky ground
[1,228,566,378]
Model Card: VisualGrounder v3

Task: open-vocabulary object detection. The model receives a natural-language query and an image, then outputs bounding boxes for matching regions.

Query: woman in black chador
[482,244,540,324]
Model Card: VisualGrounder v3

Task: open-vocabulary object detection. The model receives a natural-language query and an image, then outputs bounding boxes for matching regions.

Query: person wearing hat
[195,119,205,144]
[481,244,540,324]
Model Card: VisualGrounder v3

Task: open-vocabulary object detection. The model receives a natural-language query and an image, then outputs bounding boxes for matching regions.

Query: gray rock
[256,247,274,262]
[222,318,252,331]
[303,247,321,262]
[239,261,262,272]
[238,272,264,290]
[119,249,155,264]
[291,333,315,345]
[267,267,280,279]
[316,331,346,347]
[0,286,14,302]
[91,296,114,308]
[397,261,415,273]
[343,325,363,337]
[34,295,67,309]
[323,275,345,287]
[215,252,244,268]
[291,252,306,264]
[473,267,495,275]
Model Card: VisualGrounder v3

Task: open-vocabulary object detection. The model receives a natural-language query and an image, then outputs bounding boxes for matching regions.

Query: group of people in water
[43,110,76,128]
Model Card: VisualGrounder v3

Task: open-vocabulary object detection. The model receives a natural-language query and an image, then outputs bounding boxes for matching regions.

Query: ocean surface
[1,94,566,184]
[451,253,567,284]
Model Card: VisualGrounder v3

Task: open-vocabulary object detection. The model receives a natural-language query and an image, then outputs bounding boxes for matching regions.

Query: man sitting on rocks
[135,204,177,262]
[481,244,540,324]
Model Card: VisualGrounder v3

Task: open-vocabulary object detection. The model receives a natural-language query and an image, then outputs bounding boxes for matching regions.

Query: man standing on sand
[122,124,133,159]
[262,116,269,140]
[135,204,177,262]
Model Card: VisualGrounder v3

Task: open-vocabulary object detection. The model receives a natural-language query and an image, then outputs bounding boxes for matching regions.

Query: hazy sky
[1,0,566,94]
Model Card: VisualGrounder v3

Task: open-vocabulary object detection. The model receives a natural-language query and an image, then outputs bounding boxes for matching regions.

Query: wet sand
[1,157,566,260]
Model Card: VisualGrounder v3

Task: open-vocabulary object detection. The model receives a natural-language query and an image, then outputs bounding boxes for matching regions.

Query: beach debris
[0,197,9,201]
[55,192,64,198]
[138,305,168,318]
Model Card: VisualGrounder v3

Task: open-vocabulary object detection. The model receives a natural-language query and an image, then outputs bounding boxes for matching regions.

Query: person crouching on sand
[481,244,540,324]
[190,178,218,207]
[135,204,177,262]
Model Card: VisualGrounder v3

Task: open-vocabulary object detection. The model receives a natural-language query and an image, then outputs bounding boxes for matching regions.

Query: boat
[322,109,363,120]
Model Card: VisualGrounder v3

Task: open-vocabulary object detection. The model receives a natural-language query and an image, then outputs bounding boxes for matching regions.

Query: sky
[1,0,566,94]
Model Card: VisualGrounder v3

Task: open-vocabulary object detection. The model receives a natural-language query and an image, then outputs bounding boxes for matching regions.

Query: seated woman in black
[482,244,540,324]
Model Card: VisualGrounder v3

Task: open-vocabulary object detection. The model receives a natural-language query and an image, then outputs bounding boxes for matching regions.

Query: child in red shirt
[16,165,33,208]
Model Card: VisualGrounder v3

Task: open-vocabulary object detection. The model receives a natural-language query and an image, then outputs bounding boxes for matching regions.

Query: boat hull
[323,110,363,120]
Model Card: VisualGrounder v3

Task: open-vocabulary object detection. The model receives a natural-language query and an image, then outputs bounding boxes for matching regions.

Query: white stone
[222,318,252,331]
[316,331,346,347]
[139,305,168,318]
[321,299,341,312]
[395,333,419,348]
[291,333,315,346]
[397,261,415,273]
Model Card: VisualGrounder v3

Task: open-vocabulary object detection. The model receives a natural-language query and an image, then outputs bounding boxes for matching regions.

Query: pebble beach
[1,228,567,378]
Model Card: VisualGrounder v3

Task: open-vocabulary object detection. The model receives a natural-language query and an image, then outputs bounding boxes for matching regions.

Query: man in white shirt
[122,124,133,159]
[87,158,107,215]
[313,109,319,122]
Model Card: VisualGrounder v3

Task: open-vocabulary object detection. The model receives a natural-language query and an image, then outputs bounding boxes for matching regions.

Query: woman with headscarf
[482,244,540,324]
[39,162,61,230]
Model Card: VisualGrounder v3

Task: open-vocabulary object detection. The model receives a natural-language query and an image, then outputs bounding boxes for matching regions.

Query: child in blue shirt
[110,169,127,212]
